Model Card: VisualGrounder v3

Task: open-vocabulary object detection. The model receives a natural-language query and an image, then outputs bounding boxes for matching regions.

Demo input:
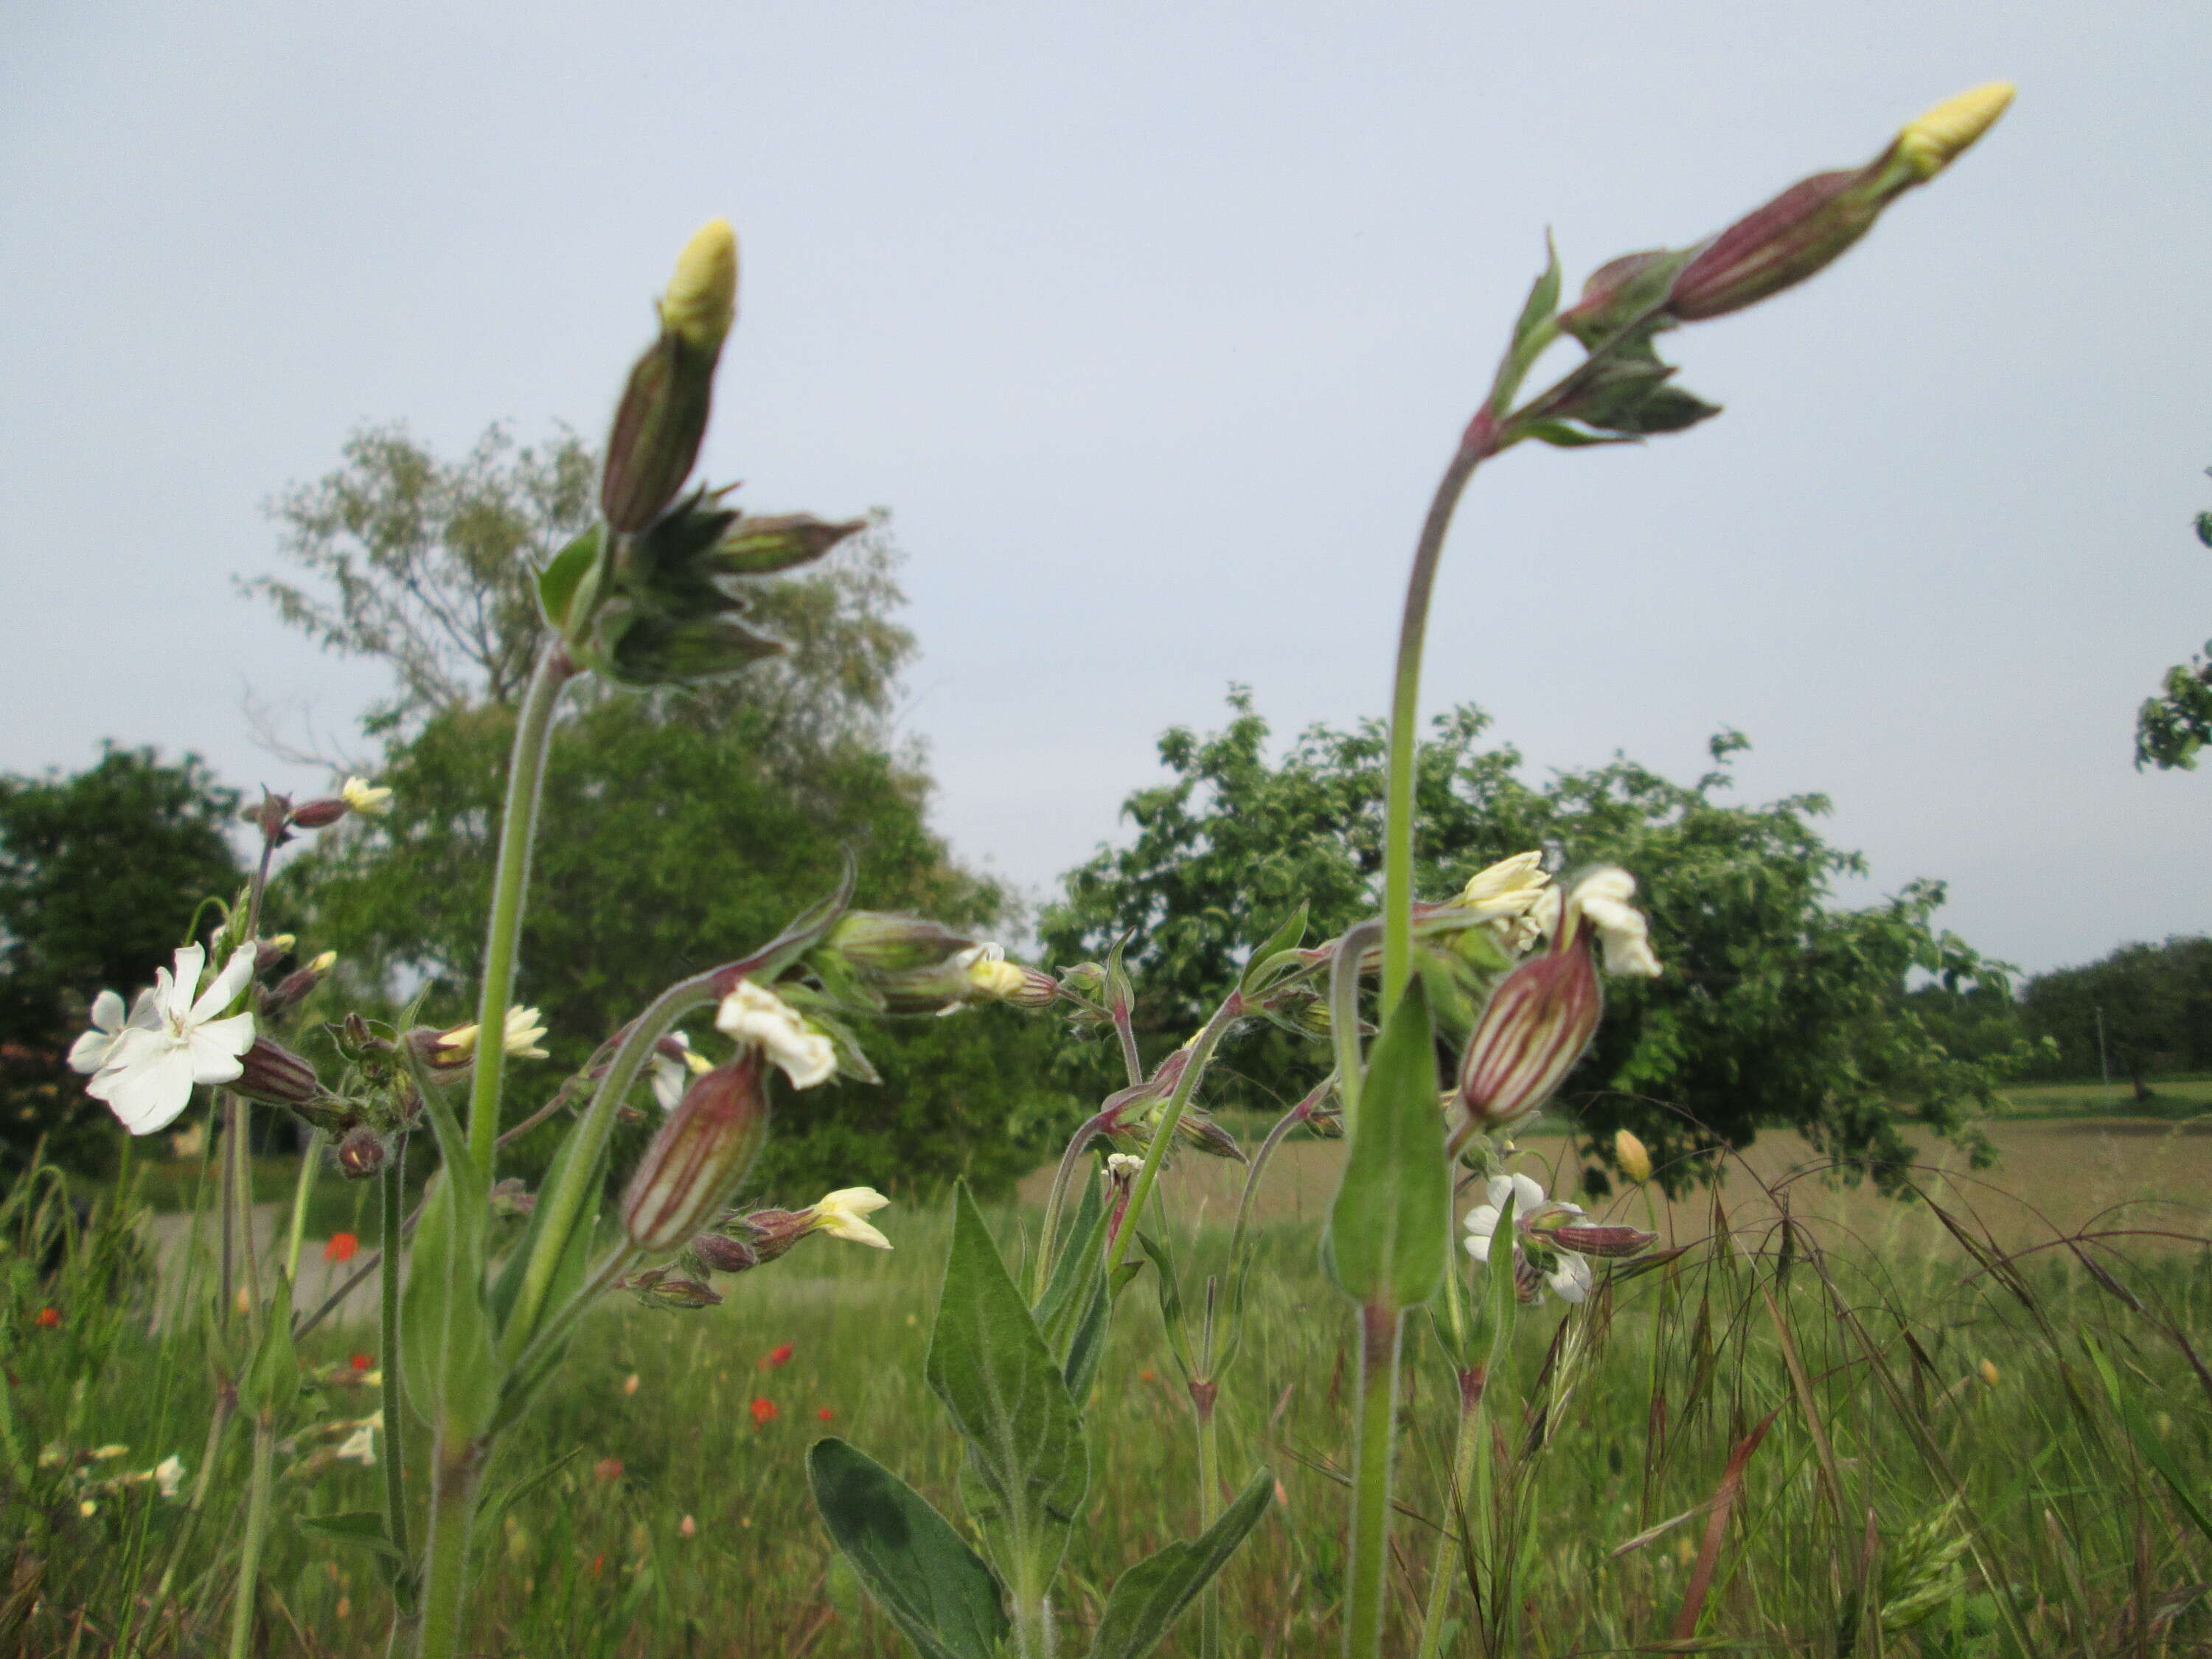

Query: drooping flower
[807,1187,892,1250]
[338,776,393,816]
[81,945,257,1135]
[621,1053,770,1253]
[1531,866,1664,978]
[1449,937,1604,1152]
[714,981,836,1089]
[650,1030,714,1110]
[1464,1172,1654,1304]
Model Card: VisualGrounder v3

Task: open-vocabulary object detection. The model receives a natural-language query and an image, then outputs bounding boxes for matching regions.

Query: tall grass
[4,1147,2208,1656]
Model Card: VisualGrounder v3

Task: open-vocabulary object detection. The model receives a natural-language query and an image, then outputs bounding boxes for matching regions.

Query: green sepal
[297,1511,405,1566]
[925,1184,1088,1589]
[1238,902,1310,998]
[711,512,867,577]
[535,526,603,637]
[1514,420,1642,449]
[240,1270,300,1420]
[1087,1467,1276,1659]
[1486,233,1565,415]
[808,1437,1009,1659]
[1034,1168,1108,1357]
[1324,977,1449,1310]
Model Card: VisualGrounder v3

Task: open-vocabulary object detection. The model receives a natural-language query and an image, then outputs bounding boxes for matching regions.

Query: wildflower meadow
[7,74,2212,1659]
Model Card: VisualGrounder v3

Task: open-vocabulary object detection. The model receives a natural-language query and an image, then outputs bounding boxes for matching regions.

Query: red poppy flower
[350,1352,374,1371]
[760,1342,794,1368]
[816,1407,834,1422]
[34,1307,60,1328]
[324,1232,361,1264]
[593,1458,625,1482]
[750,1397,777,1426]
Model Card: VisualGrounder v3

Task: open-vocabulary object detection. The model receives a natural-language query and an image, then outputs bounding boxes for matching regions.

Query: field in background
[9,1107,2212,1656]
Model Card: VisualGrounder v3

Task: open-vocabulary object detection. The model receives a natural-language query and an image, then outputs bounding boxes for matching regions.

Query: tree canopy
[2134,475,2212,771]
[1041,692,2011,1194]
[0,745,243,1173]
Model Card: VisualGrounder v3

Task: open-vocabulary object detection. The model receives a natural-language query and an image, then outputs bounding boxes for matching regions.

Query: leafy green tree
[1043,692,2011,1193]
[254,424,1064,1197]
[2020,936,2212,1096]
[2134,479,2212,771]
[0,745,242,1175]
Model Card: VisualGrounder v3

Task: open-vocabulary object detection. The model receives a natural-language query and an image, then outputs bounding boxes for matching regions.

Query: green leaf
[488,1120,603,1345]
[2081,1333,2212,1545]
[1137,1228,1194,1380]
[1062,1261,1137,1402]
[400,1158,501,1439]
[240,1271,299,1420]
[1324,977,1449,1310]
[534,526,602,634]
[1511,420,1640,450]
[808,1438,1009,1659]
[1237,902,1309,997]
[298,1510,405,1565]
[924,1184,1089,1589]
[1034,1169,1108,1360]
[1088,1467,1276,1659]
[1486,233,1565,414]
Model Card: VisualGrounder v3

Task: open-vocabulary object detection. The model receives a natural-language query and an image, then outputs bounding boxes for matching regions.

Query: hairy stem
[380,1142,414,1580]
[1194,1383,1223,1659]
[409,1439,487,1659]
[226,1415,275,1659]
[1415,1366,1486,1659]
[1345,1302,1404,1659]
[1380,428,1492,1018]
[282,1127,325,1285]
[465,644,576,1174]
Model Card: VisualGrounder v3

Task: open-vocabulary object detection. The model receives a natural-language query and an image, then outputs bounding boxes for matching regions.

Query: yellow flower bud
[1893,83,2015,182]
[658,219,740,352]
[1979,1358,2000,1387]
[1613,1127,1652,1186]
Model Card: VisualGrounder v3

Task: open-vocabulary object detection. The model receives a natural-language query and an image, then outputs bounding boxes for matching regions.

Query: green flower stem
[1380,430,1492,1019]
[282,1127,326,1285]
[380,1142,414,1582]
[226,1414,276,1659]
[1100,994,1242,1283]
[410,1439,487,1659]
[1414,1366,1486,1659]
[500,973,716,1363]
[1032,1106,1117,1303]
[1011,1562,1057,1659]
[1194,1383,1224,1659]
[1345,1301,1405,1659]
[465,644,577,1175]
[147,1387,236,1618]
[222,1094,260,1336]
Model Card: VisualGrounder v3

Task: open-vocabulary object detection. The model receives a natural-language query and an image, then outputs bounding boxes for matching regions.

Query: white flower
[650,1030,714,1110]
[437,1005,549,1062]
[1568,868,1663,978]
[1457,852,1552,921]
[1105,1153,1144,1180]
[153,1455,186,1499]
[807,1187,892,1249]
[338,777,392,815]
[715,981,836,1089]
[958,943,1027,1000]
[83,945,257,1135]
[1463,1173,1594,1304]
[68,987,159,1075]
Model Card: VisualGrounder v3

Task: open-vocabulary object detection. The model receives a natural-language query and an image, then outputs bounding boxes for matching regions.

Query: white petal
[1509,1172,1548,1213]
[1464,1203,1500,1239]
[90,989,127,1034]
[127,987,163,1029]
[187,1014,254,1082]
[1464,1232,1493,1263]
[164,945,206,1023]
[650,1054,684,1111]
[69,1027,120,1075]
[190,946,257,1024]
[1548,1253,1593,1304]
[90,1041,198,1134]
[1484,1176,1515,1208]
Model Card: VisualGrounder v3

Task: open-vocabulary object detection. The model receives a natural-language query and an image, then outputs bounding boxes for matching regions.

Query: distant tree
[2021,936,2212,1096]
[1043,693,2011,1194]
[2134,476,2212,771]
[0,746,242,1175]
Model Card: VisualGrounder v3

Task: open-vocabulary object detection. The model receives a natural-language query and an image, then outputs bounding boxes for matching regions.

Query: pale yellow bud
[309,950,338,973]
[1979,1358,2000,1387]
[1614,1127,1652,1186]
[659,219,739,351]
[1893,83,2014,181]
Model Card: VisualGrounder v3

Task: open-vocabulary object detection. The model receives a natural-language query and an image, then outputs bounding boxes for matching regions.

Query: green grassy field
[7,1124,2212,1658]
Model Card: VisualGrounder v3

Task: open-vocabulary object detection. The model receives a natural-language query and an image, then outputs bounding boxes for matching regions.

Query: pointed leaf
[925,1185,1088,1587]
[1034,1170,1108,1359]
[809,1438,1009,1659]
[1324,978,1449,1310]
[240,1271,299,1419]
[298,1511,405,1566]
[1088,1468,1276,1659]
[1238,903,1310,996]
[534,526,602,634]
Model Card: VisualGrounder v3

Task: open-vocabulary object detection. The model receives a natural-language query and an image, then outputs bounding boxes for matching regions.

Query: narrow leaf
[533,526,602,633]
[298,1511,405,1566]
[808,1438,1009,1659]
[1088,1467,1276,1659]
[1238,902,1310,996]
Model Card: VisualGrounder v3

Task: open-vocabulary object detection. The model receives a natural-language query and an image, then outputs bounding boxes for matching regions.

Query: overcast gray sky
[4,1,2207,976]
